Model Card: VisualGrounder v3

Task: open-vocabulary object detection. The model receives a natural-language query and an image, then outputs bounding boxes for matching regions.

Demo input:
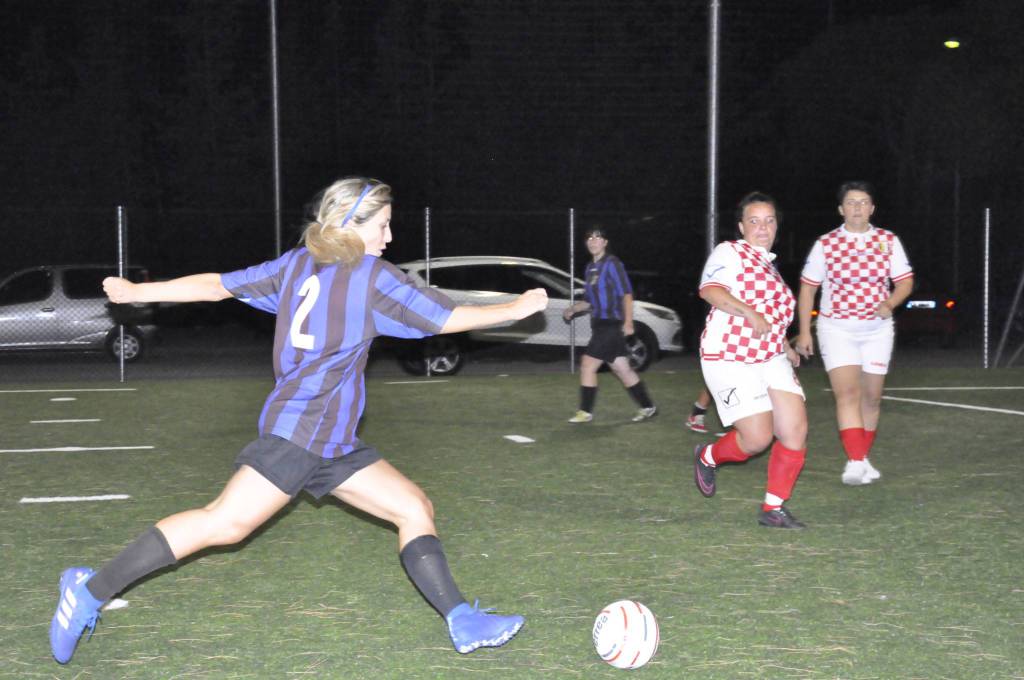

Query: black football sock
[627,381,654,409]
[400,535,467,618]
[86,526,178,602]
[690,402,708,417]
[580,386,597,413]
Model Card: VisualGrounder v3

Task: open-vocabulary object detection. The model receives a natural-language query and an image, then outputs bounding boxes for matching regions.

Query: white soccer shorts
[816,316,894,375]
[700,352,805,427]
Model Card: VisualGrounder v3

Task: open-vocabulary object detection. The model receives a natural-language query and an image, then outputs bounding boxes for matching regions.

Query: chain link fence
[0,204,1019,382]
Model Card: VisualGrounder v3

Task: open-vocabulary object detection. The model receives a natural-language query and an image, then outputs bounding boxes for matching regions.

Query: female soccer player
[693,192,808,528]
[562,226,657,423]
[50,177,547,665]
[795,181,913,485]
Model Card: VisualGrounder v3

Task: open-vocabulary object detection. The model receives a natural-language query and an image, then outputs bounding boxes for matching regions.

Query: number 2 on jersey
[290,275,321,350]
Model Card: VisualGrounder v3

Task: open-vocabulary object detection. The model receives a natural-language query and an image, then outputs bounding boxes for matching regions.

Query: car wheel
[397,336,464,376]
[626,325,659,372]
[107,328,144,362]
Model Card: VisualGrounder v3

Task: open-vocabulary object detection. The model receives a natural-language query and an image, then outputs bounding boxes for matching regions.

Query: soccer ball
[592,600,659,669]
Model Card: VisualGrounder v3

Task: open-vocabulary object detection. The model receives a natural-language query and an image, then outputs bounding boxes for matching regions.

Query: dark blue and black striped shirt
[222,249,455,458]
[583,254,633,321]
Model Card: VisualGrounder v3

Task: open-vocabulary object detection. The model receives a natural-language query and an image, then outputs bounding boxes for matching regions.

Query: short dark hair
[837,181,876,204]
[734,191,778,224]
[584,223,610,240]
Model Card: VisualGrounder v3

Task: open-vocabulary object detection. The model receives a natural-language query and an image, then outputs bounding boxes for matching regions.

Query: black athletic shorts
[234,434,382,499]
[585,319,629,363]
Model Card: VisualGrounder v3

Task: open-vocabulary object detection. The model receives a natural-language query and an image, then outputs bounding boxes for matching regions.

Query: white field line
[31,419,102,424]
[50,397,76,401]
[0,388,137,393]
[881,396,1024,416]
[884,386,1024,391]
[0,445,154,454]
[504,435,535,443]
[19,494,131,503]
[383,380,450,385]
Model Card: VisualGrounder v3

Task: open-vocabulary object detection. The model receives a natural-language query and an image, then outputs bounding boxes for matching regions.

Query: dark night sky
[2,0,1022,300]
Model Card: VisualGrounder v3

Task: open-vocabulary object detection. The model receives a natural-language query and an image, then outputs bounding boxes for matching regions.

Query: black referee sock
[627,381,654,409]
[580,386,597,413]
[399,535,466,618]
[86,526,178,602]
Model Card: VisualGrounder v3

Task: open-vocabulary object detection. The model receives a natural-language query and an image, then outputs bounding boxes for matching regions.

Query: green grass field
[2,364,1022,679]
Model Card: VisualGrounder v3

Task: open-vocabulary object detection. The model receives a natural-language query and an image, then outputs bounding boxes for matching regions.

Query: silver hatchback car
[0,265,157,362]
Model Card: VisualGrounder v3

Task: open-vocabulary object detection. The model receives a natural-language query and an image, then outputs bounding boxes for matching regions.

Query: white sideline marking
[0,445,154,454]
[884,386,1024,391]
[31,419,102,424]
[19,494,131,503]
[0,388,137,393]
[50,397,76,402]
[882,396,1024,416]
[504,435,535,443]
[384,380,449,385]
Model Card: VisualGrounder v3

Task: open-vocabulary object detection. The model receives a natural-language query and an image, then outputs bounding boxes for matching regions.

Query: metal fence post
[116,205,127,383]
[983,207,990,368]
[425,206,431,377]
[569,207,576,374]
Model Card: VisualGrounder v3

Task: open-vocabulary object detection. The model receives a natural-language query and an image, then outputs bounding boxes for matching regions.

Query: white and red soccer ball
[592,599,660,669]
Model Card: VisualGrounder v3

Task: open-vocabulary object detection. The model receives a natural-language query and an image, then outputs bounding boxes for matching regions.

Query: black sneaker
[757,506,806,529]
[693,444,716,497]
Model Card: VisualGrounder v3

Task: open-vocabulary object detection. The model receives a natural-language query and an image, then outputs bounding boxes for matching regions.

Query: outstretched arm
[103,273,233,304]
[441,288,548,334]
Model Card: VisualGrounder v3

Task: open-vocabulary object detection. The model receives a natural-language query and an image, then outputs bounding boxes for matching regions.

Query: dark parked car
[0,264,158,361]
[895,288,959,347]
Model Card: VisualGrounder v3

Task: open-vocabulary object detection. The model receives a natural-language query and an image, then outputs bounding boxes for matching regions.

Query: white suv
[397,256,684,375]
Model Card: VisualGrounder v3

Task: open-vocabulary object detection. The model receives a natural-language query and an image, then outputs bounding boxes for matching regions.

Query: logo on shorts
[718,387,739,408]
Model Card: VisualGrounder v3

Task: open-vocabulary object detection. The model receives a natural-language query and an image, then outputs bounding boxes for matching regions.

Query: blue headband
[339,182,376,229]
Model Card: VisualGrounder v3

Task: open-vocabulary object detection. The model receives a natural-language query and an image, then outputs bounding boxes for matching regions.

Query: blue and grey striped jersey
[221,249,455,458]
[583,255,633,321]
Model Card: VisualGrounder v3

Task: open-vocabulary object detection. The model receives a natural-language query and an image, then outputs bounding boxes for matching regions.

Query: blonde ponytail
[301,177,392,266]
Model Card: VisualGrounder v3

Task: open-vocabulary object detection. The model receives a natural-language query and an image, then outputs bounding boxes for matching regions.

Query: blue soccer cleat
[50,567,103,664]
[446,600,524,654]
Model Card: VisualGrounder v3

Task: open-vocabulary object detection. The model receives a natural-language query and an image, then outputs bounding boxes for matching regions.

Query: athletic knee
[205,510,260,546]
[862,392,882,413]
[395,490,435,528]
[738,429,773,454]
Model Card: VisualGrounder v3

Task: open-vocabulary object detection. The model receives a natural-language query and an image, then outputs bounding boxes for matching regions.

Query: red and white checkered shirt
[699,240,795,364]
[800,225,913,320]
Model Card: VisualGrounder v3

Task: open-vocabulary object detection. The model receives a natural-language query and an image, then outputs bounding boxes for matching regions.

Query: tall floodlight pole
[270,0,283,256]
[706,0,721,255]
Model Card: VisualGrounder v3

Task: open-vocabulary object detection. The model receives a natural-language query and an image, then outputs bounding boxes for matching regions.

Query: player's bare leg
[332,460,524,653]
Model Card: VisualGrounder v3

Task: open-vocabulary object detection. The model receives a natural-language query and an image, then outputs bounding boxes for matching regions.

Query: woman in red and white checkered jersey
[693,192,808,529]
[794,181,913,486]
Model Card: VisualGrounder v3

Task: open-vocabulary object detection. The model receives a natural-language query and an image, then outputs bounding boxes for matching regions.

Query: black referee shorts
[235,434,382,499]
[585,319,629,363]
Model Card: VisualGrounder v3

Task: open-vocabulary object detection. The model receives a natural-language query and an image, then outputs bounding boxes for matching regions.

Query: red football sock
[764,441,806,509]
[864,429,877,455]
[839,427,867,461]
[707,429,749,465]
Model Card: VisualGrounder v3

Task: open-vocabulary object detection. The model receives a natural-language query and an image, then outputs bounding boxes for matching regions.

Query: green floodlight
[944,39,961,49]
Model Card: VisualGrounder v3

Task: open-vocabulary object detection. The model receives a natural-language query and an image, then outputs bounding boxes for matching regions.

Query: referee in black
[563,225,657,423]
